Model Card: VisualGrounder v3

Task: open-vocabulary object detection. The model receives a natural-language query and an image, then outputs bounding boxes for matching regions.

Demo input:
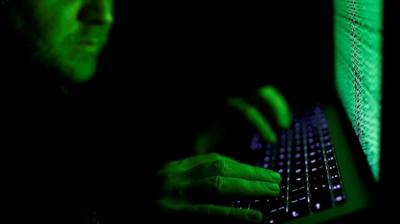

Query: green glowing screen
[334,0,383,181]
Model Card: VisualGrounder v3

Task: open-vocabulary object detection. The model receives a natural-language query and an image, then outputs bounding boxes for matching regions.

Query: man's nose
[79,0,114,26]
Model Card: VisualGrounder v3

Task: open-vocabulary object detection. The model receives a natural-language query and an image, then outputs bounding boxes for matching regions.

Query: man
[1,0,115,223]
[1,1,292,223]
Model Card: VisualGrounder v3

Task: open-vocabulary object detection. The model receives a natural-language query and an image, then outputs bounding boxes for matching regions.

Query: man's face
[11,0,114,83]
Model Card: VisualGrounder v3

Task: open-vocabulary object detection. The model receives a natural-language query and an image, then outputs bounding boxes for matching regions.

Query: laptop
[230,0,385,223]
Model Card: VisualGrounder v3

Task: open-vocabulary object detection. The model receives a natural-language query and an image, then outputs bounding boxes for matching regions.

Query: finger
[188,158,281,183]
[160,198,264,224]
[164,153,236,172]
[184,176,280,199]
[228,97,277,143]
[258,86,292,129]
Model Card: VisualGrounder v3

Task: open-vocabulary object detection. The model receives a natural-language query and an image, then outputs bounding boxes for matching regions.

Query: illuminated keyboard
[233,106,346,223]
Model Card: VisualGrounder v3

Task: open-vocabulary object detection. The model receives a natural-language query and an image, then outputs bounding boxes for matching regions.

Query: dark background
[102,1,334,104]
[91,1,335,154]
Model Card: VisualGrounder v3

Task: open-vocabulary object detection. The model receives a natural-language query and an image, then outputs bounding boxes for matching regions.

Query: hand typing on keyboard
[228,86,292,142]
[195,85,292,155]
[157,153,282,223]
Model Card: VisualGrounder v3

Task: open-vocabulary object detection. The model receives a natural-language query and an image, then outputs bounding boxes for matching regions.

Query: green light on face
[8,0,114,83]
[334,0,383,181]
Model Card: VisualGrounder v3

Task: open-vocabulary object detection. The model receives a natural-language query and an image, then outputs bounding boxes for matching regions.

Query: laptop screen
[334,0,383,181]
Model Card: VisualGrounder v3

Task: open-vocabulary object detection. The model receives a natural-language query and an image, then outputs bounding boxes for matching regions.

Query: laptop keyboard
[233,106,346,223]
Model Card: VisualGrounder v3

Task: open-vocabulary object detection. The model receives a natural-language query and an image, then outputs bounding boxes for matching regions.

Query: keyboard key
[332,188,346,205]
[290,186,307,201]
[266,208,289,224]
[290,175,307,190]
[310,190,333,212]
[268,195,286,211]
[289,197,310,218]
[233,200,250,209]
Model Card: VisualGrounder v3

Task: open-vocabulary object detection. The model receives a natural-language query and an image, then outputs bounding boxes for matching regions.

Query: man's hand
[227,86,292,143]
[157,153,281,223]
[195,85,292,154]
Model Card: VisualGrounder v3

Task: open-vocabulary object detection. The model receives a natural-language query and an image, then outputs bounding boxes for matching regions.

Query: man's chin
[62,61,98,84]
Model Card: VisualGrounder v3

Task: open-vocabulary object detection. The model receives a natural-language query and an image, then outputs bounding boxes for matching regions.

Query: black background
[102,0,333,104]
[92,1,335,155]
